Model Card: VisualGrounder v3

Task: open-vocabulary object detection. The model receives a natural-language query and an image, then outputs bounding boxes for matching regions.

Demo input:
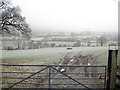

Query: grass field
[2,47,109,65]
[1,47,109,88]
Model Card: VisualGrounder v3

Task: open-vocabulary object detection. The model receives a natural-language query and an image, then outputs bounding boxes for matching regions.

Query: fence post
[118,46,120,76]
[118,0,120,75]
[107,50,118,90]
[118,0,120,78]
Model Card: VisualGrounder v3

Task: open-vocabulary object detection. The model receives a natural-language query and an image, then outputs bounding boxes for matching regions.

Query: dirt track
[39,54,104,89]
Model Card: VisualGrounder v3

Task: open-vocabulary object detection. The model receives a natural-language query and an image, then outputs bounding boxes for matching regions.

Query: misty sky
[12,0,118,32]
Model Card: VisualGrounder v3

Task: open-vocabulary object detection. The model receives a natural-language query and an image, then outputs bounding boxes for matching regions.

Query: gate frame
[0,64,107,89]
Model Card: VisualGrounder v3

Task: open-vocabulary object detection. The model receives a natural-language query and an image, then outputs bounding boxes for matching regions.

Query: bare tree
[0,0,31,37]
[98,36,107,46]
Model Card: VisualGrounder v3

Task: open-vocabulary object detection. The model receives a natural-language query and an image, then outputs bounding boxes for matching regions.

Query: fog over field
[1,0,119,88]
[12,0,118,33]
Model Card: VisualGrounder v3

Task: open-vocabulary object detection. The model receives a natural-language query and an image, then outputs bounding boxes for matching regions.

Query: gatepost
[107,50,118,90]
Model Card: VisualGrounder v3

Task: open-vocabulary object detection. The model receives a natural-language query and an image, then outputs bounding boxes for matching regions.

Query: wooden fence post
[118,0,120,77]
[107,50,118,89]
[118,49,120,75]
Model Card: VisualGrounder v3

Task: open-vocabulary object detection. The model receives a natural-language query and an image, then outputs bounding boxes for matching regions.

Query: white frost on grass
[70,59,74,62]
[61,68,65,72]
[88,63,91,65]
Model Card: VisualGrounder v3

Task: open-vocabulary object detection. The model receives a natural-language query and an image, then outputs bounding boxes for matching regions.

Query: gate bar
[8,66,49,89]
[51,66,90,89]
[0,64,106,67]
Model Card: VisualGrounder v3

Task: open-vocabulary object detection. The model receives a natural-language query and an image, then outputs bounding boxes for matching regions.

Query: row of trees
[3,40,107,50]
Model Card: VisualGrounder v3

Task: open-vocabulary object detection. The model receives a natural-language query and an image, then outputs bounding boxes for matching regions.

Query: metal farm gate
[0,64,107,89]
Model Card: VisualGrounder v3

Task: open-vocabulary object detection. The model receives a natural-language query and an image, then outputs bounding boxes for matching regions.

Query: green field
[2,47,109,65]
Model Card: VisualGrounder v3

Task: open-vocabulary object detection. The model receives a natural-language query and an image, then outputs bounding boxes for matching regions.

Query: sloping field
[2,47,108,65]
[1,47,108,88]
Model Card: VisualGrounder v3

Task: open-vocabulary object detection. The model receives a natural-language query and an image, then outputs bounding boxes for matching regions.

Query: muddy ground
[35,54,105,89]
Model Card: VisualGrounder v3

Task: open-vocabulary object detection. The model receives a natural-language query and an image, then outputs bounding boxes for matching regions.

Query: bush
[7,47,14,50]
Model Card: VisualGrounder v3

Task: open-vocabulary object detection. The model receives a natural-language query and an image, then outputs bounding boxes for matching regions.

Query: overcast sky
[12,0,118,32]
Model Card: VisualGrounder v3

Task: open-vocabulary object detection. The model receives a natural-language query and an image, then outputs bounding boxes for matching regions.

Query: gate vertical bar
[104,65,107,89]
[49,66,51,90]
[107,50,118,90]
